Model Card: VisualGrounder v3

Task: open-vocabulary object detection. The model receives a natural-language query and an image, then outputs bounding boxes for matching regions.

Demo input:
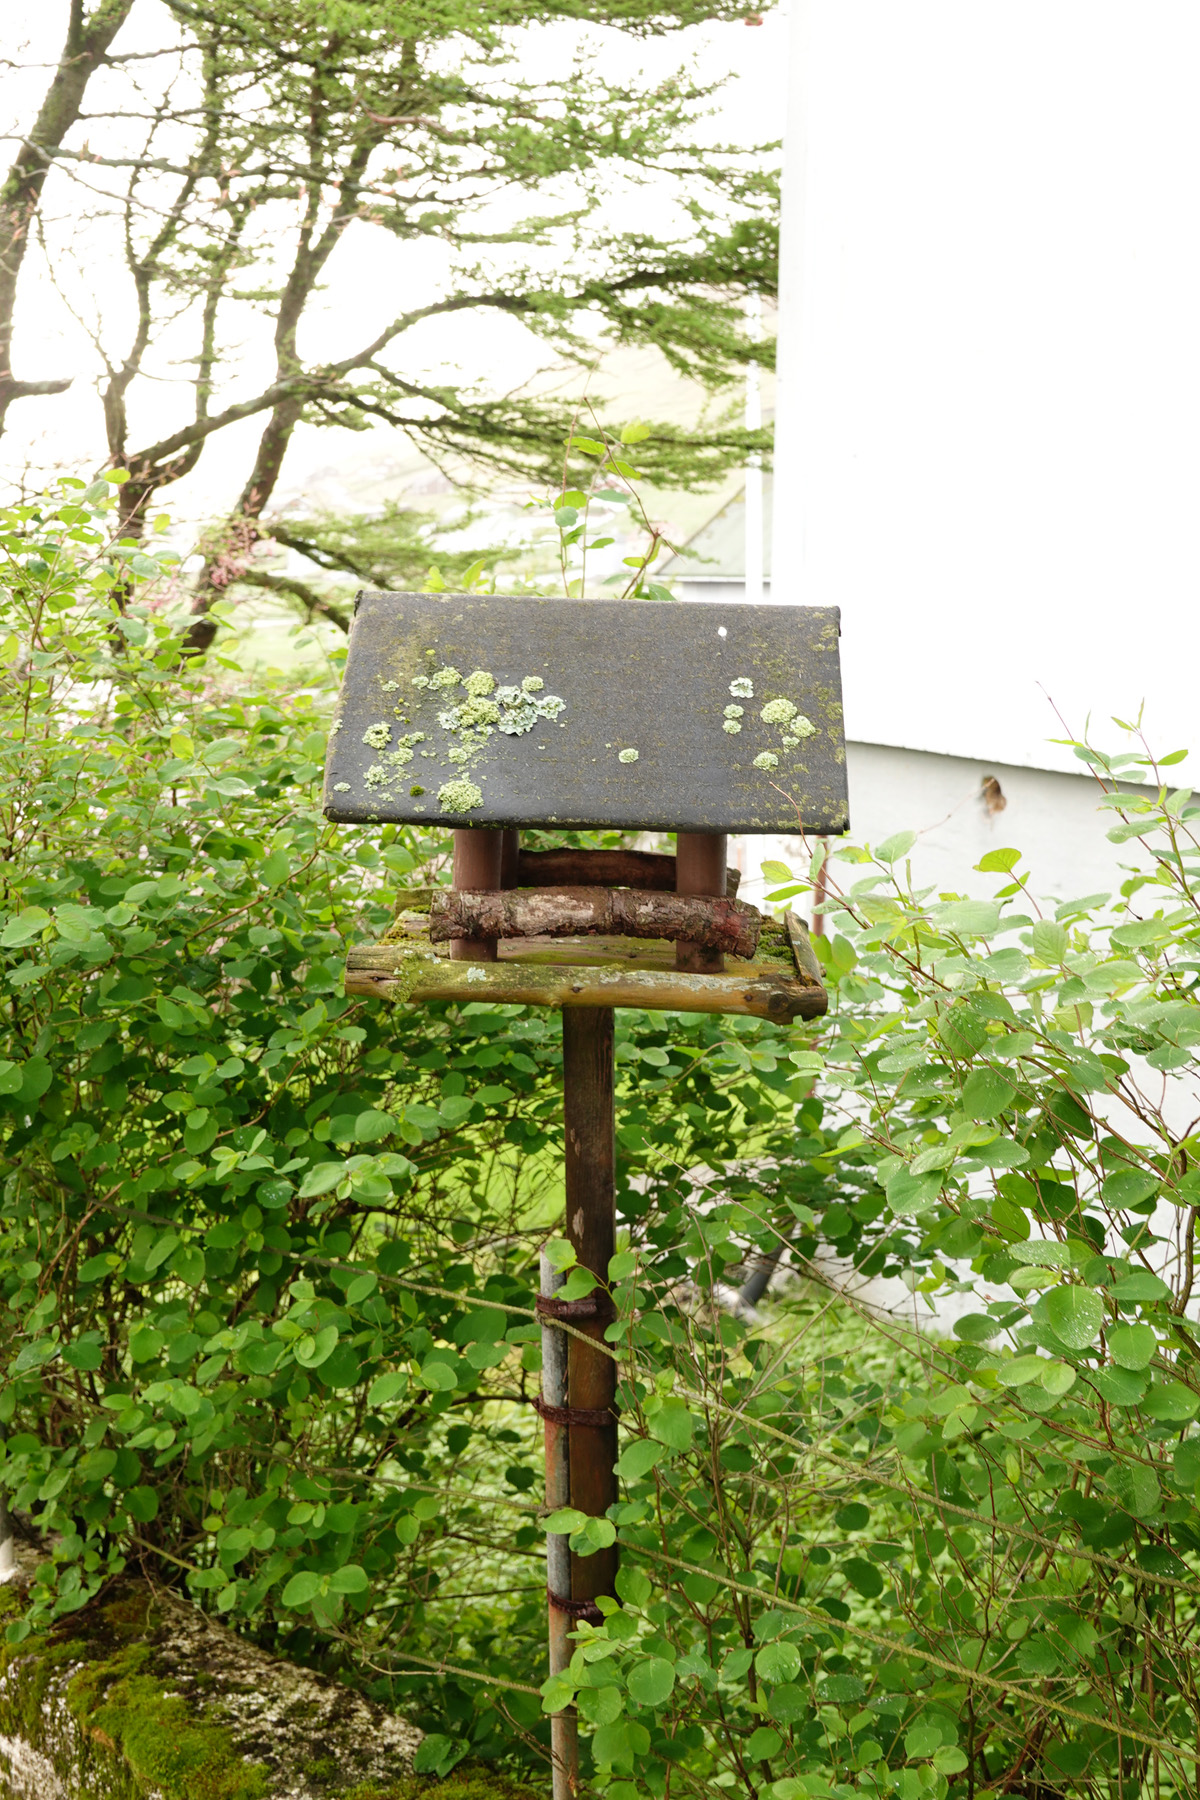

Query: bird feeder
[325,591,848,1799]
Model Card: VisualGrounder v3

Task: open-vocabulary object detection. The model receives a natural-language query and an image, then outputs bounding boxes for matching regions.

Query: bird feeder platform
[325,589,849,1800]
[346,892,827,1022]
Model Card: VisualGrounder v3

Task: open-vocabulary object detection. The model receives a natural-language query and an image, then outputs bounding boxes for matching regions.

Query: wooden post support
[675,831,729,974]
[540,1254,577,1800]
[539,1010,616,1800]
[450,829,504,961]
[500,827,521,889]
[562,1006,618,1586]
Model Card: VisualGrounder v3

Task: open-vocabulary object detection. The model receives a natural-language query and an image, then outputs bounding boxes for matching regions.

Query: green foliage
[7,468,1200,1800]
[533,746,1200,1799]
[0,470,831,1780]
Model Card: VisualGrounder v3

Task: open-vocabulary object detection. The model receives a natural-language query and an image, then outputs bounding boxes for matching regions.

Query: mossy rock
[0,1576,427,1799]
[342,1771,544,1800]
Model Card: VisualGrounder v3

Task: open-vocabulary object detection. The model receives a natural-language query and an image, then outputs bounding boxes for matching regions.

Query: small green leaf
[353,1109,395,1143]
[905,1725,943,1759]
[299,1162,345,1198]
[1108,1323,1157,1369]
[975,847,1022,873]
[419,1357,458,1392]
[755,1641,800,1683]
[616,1439,666,1481]
[961,1067,1016,1118]
[875,830,916,864]
[544,1507,587,1535]
[329,1563,369,1594]
[648,1400,693,1450]
[559,1265,598,1301]
[998,1355,1048,1388]
[541,1675,576,1715]
[746,1727,783,1760]
[627,1656,675,1707]
[294,1325,339,1368]
[1038,1286,1104,1350]
[368,1370,408,1407]
[127,1486,158,1523]
[1040,1361,1076,1396]
[570,1515,616,1555]
[1031,920,1069,961]
[0,906,50,946]
[281,1571,323,1608]
[841,1556,884,1598]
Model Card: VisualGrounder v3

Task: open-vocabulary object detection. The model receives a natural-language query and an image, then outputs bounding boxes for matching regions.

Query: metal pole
[562,1007,618,1603]
[541,1253,576,1800]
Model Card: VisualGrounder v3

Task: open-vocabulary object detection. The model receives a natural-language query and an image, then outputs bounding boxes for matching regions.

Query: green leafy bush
[5,471,1200,1799]
[537,745,1200,1799]
[0,474,819,1776]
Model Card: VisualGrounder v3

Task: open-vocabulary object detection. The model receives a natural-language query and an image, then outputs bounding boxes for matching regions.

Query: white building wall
[771,2,1200,779]
[733,741,1150,914]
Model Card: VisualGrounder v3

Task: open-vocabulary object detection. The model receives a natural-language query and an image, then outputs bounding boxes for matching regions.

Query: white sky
[0,2,788,529]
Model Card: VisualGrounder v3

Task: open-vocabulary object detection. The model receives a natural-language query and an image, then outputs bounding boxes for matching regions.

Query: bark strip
[429,885,762,959]
[344,944,827,1022]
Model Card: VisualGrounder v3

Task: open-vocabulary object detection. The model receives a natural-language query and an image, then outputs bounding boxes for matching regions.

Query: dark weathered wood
[323,592,850,834]
[429,886,762,958]
[450,828,503,963]
[516,847,741,897]
[563,1008,618,1610]
[500,827,521,889]
[676,831,728,974]
[344,941,828,1021]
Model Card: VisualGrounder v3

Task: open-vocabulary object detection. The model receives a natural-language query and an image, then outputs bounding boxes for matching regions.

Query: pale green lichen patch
[722,720,742,735]
[724,704,744,719]
[730,677,754,697]
[362,721,391,749]
[618,747,638,763]
[359,660,566,808]
[753,750,779,770]
[437,777,484,813]
[760,697,797,726]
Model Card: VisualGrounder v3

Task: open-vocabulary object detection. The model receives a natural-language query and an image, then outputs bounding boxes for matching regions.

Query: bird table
[325,591,848,1799]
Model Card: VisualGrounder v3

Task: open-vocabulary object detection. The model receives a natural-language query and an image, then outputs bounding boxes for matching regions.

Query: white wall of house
[770,1,1200,780]
[732,741,1151,916]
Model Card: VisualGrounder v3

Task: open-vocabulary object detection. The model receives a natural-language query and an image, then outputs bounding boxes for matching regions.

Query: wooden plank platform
[344,911,827,1023]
